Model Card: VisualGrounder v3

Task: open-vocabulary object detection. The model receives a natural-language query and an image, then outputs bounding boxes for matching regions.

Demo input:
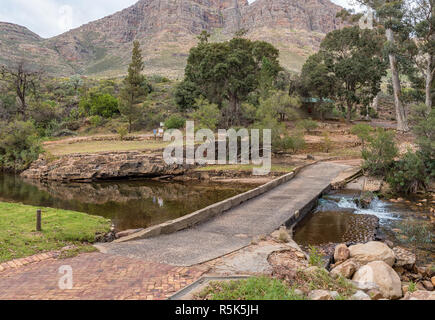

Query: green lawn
[0,202,111,263]
[44,140,170,156]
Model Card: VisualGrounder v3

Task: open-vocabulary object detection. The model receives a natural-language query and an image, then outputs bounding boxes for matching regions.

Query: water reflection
[0,174,255,231]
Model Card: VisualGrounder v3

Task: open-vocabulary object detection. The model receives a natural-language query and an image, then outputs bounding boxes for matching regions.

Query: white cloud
[0,0,364,38]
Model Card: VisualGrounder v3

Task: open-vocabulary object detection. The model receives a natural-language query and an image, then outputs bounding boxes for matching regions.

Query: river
[0,174,256,231]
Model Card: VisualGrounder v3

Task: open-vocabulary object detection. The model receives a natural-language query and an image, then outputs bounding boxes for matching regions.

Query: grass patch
[0,202,111,263]
[291,268,356,299]
[44,140,170,156]
[195,164,294,173]
[196,277,305,300]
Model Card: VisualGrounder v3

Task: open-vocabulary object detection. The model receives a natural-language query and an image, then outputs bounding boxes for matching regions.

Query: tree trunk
[386,28,408,132]
[425,57,433,113]
[346,101,352,123]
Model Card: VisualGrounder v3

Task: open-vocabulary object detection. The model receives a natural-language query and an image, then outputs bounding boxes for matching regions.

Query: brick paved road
[0,253,205,300]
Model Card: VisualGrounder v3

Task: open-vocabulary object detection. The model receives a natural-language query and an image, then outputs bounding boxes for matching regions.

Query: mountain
[0,0,344,78]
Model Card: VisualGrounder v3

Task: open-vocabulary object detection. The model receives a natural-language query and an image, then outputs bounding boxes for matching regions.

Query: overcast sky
[0,0,363,39]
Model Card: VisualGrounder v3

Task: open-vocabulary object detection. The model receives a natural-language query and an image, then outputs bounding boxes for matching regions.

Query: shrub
[296,119,318,133]
[192,97,220,130]
[117,125,129,141]
[0,120,42,171]
[277,131,306,154]
[79,93,119,118]
[323,132,333,153]
[351,123,373,149]
[362,129,398,176]
[89,115,103,127]
[308,246,324,267]
[164,114,186,129]
[387,150,429,194]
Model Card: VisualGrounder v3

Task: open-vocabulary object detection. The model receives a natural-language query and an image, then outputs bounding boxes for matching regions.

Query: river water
[294,190,434,264]
[0,174,255,231]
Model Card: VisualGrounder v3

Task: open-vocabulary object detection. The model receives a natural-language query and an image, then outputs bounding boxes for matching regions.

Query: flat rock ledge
[21,151,193,182]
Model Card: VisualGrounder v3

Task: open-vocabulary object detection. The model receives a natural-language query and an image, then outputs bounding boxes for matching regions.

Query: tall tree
[301,26,387,122]
[119,41,148,133]
[357,0,410,131]
[0,61,43,119]
[406,0,434,112]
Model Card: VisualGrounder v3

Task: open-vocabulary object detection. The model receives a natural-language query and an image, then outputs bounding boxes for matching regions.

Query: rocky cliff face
[0,0,343,77]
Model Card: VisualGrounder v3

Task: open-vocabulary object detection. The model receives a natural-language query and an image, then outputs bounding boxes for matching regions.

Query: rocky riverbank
[21,151,193,182]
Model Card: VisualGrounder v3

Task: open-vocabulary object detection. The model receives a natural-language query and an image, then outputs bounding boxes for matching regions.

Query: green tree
[0,120,42,172]
[120,41,148,133]
[316,26,387,122]
[405,0,434,112]
[357,0,411,131]
[178,37,281,126]
[362,128,398,176]
[256,91,300,122]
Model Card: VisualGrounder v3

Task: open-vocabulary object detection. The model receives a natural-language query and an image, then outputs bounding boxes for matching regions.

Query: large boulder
[349,241,395,266]
[330,259,358,279]
[334,243,350,262]
[352,261,402,299]
[393,247,416,269]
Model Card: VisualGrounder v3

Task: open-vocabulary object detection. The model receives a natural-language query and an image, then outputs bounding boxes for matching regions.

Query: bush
[276,131,306,153]
[164,114,186,129]
[79,93,119,118]
[117,125,129,141]
[89,115,104,127]
[296,119,318,133]
[0,121,42,171]
[351,123,373,148]
[387,150,429,195]
[362,129,398,176]
[192,97,221,130]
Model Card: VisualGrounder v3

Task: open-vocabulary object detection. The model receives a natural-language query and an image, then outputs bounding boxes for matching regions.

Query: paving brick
[0,252,204,300]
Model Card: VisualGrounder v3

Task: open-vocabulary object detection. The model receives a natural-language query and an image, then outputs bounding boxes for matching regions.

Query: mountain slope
[0,0,344,78]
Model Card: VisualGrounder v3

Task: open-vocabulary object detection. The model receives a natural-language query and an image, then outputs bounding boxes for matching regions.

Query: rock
[330,259,358,279]
[416,282,426,291]
[393,247,416,269]
[367,289,384,300]
[334,243,350,262]
[349,241,395,266]
[352,261,402,299]
[351,290,371,300]
[308,290,333,300]
[329,291,340,299]
[21,151,194,182]
[384,240,394,248]
[306,155,315,160]
[294,289,304,297]
[115,228,144,239]
[271,226,291,243]
[402,290,435,300]
[351,280,380,292]
[432,276,435,287]
[422,280,434,291]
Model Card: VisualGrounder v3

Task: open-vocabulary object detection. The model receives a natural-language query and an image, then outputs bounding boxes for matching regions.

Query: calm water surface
[0,174,256,231]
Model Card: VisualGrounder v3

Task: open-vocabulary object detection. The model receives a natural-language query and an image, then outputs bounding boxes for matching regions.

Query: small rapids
[317,194,400,222]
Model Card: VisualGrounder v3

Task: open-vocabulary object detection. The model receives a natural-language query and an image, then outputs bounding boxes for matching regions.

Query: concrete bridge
[98,162,350,266]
